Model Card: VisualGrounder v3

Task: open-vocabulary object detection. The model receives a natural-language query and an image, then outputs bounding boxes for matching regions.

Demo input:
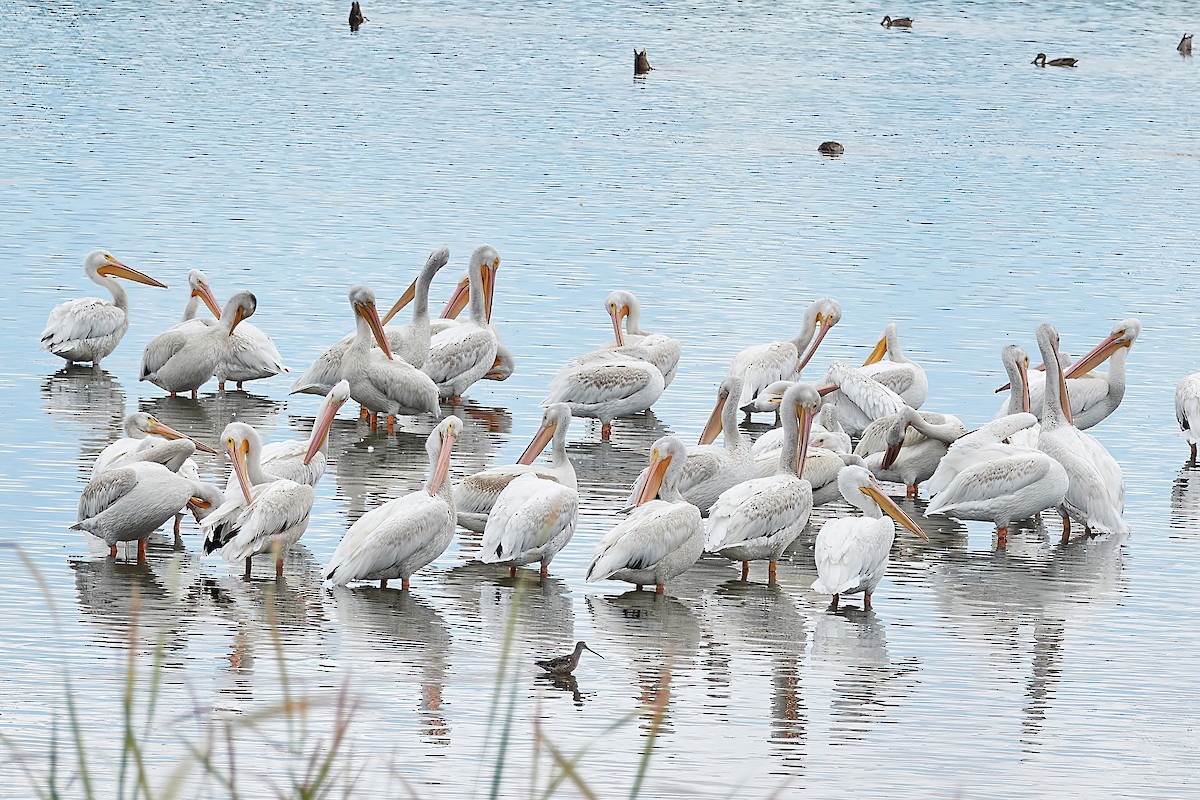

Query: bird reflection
[1170,465,1200,536]
[330,586,452,744]
[137,391,284,444]
[537,672,590,706]
[443,562,575,655]
[43,366,127,471]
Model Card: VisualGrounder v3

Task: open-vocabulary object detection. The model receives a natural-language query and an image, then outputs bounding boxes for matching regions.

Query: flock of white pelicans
[40,246,1195,609]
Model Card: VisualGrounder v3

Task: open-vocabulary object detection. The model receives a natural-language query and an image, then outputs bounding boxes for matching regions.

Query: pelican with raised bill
[233,380,350,489]
[817,360,907,438]
[586,436,705,593]
[811,466,929,610]
[140,291,258,398]
[422,245,501,402]
[93,412,218,474]
[429,253,515,383]
[41,250,168,367]
[705,382,819,583]
[859,323,927,409]
[201,423,315,578]
[324,416,462,590]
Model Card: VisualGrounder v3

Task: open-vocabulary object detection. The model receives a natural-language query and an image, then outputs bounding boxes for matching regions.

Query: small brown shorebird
[535,641,603,675]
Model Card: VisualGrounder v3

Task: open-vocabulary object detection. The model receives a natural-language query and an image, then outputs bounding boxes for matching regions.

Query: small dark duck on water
[634,49,652,76]
[1179,34,1193,56]
[1032,53,1077,67]
[881,16,912,28]
[349,1,366,31]
[818,141,844,156]
[536,641,603,675]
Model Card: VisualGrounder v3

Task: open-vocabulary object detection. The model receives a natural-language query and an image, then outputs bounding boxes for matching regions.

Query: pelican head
[484,348,515,381]
[124,412,218,453]
[782,382,820,476]
[798,297,842,371]
[518,403,572,465]
[440,245,501,322]
[426,415,463,495]
[699,376,742,445]
[304,380,351,465]
[1065,317,1141,379]
[221,421,263,505]
[220,291,257,335]
[753,380,795,412]
[605,289,640,347]
[83,249,167,289]
[635,436,690,505]
[186,481,226,522]
[838,465,928,539]
[187,269,223,317]
[880,406,921,470]
[1000,344,1031,412]
[349,284,394,359]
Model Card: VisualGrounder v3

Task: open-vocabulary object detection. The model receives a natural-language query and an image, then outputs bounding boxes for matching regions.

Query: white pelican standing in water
[705,382,818,583]
[93,412,217,474]
[291,247,452,397]
[750,398,851,457]
[454,403,576,532]
[621,376,756,514]
[997,319,1141,430]
[340,285,440,432]
[811,466,929,610]
[586,436,704,593]
[430,259,515,383]
[422,245,501,402]
[41,250,168,366]
[1034,323,1127,540]
[728,297,841,418]
[1176,373,1200,464]
[201,422,315,578]
[817,360,907,438]
[479,472,579,578]
[228,380,349,490]
[571,290,681,387]
[859,323,927,408]
[140,292,258,398]
[324,416,462,590]
[856,406,966,498]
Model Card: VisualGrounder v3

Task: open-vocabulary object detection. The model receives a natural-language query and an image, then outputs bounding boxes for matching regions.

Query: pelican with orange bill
[422,246,502,402]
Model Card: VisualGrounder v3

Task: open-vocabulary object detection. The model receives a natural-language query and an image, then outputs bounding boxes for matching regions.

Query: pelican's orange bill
[98,260,168,289]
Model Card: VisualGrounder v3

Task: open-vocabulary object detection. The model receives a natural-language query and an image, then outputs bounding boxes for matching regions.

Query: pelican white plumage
[543,347,664,441]
[229,380,349,490]
[454,403,576,532]
[201,422,315,578]
[324,416,462,589]
[811,466,929,609]
[925,412,1041,498]
[41,250,168,366]
[291,247,452,397]
[1033,323,1127,540]
[479,473,579,577]
[340,285,440,432]
[818,360,907,438]
[422,245,501,401]
[997,319,1141,430]
[579,290,682,387]
[728,297,841,417]
[856,406,966,498]
[621,376,756,514]
[429,260,515,383]
[859,323,927,408]
[751,400,851,458]
[586,437,704,593]
[705,382,818,582]
[93,412,217,474]
[1176,373,1200,464]
[140,292,258,398]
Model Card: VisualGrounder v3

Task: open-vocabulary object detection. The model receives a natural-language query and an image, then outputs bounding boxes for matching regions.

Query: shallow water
[2,0,1200,796]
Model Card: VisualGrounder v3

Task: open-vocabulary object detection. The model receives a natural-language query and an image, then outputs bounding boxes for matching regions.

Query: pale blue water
[2,1,1199,797]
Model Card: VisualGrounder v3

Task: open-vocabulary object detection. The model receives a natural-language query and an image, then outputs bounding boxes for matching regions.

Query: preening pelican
[140,292,258,398]
[93,412,217,474]
[586,437,704,593]
[231,380,349,489]
[997,319,1141,430]
[622,376,756,514]
[340,285,440,432]
[1176,373,1200,464]
[479,472,579,577]
[856,406,966,498]
[201,422,315,578]
[454,403,576,532]
[422,245,501,401]
[818,360,907,438]
[705,382,818,582]
[583,290,682,387]
[1034,323,1127,540]
[324,416,462,589]
[926,412,1041,497]
[543,349,664,441]
[727,297,841,417]
[291,247,451,396]
[859,323,927,408]
[430,259,515,382]
[751,400,851,457]
[811,466,928,610]
[41,250,167,366]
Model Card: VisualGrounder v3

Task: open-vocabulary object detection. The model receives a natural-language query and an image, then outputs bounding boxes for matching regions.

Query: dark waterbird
[818,141,844,156]
[536,641,603,675]
[634,49,652,76]
[1180,34,1193,56]
[349,1,366,31]
[881,16,912,28]
[1033,53,1077,68]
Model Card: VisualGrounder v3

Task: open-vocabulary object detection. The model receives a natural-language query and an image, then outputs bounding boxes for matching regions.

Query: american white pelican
[1034,323,1127,540]
[422,245,501,402]
[811,465,929,610]
[74,454,213,560]
[727,297,841,417]
[93,412,217,474]
[429,260,515,383]
[201,422,315,578]
[291,247,452,397]
[621,376,756,514]
[324,416,462,589]
[41,250,168,366]
[860,323,927,408]
[856,406,966,498]
[818,360,907,438]
[584,290,682,387]
[997,319,1141,430]
[227,380,349,491]
[1176,373,1200,464]
[542,352,664,441]
[926,412,1041,498]
[454,403,576,532]
[750,399,851,457]
[586,436,704,593]
[705,382,818,582]
[479,472,579,577]
[340,285,440,432]
[140,292,258,398]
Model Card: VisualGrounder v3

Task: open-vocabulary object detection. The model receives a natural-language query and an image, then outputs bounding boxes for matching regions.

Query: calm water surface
[2,1,1200,797]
